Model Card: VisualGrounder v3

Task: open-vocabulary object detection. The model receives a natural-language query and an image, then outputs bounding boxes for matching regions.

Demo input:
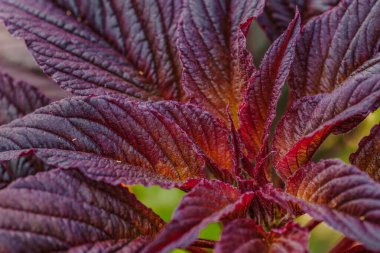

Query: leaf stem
[305,219,320,231]
[190,239,215,249]
[328,237,356,253]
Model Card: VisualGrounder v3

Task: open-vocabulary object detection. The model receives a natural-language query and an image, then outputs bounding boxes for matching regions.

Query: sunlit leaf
[239,12,300,162]
[274,73,380,179]
[282,160,380,251]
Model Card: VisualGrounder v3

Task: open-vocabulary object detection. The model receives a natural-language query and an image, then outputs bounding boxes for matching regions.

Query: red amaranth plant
[0,0,379,252]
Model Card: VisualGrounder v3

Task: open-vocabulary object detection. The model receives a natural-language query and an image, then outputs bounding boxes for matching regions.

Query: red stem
[328,237,356,253]
[190,239,215,249]
[305,219,320,231]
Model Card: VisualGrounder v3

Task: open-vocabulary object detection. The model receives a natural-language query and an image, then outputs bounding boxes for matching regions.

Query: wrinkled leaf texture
[280,160,380,251]
[65,238,148,253]
[274,73,380,179]
[0,168,163,253]
[142,180,253,253]
[0,0,183,100]
[0,150,51,189]
[273,0,380,179]
[291,0,380,97]
[0,25,70,101]
[0,0,379,252]
[238,12,300,163]
[178,0,265,122]
[0,71,57,190]
[214,219,309,253]
[0,71,50,125]
[258,0,340,40]
[350,122,380,182]
[0,95,236,187]
[248,184,300,229]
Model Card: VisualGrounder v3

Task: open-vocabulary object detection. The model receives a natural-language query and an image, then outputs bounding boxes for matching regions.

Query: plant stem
[191,239,215,249]
[305,219,320,231]
[328,237,356,253]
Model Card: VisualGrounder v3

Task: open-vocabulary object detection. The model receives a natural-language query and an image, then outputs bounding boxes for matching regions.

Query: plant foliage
[0,0,379,252]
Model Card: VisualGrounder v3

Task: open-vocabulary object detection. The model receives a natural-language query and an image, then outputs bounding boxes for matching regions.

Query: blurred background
[0,21,377,253]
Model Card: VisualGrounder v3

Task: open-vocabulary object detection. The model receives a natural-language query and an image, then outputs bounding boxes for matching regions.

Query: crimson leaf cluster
[0,0,379,252]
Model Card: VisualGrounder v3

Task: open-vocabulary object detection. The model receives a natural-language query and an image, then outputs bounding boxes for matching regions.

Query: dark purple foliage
[215,219,309,253]
[258,0,341,41]
[0,71,50,125]
[0,0,379,252]
[0,167,162,252]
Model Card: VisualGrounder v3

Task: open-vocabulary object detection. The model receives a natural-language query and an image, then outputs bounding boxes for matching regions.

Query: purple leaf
[0,96,236,186]
[350,123,380,182]
[272,0,380,179]
[0,24,69,101]
[249,185,300,229]
[1,150,180,188]
[290,0,380,98]
[0,168,163,253]
[142,180,253,253]
[0,150,51,189]
[341,245,377,253]
[0,71,50,125]
[215,219,309,253]
[238,12,300,162]
[273,73,380,179]
[268,222,309,253]
[0,0,183,99]
[258,0,340,41]
[178,0,265,122]
[215,218,267,253]
[283,160,380,251]
[147,102,236,178]
[66,238,148,253]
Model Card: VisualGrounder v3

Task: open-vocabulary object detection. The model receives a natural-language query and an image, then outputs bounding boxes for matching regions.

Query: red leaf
[0,71,50,125]
[238,12,300,162]
[0,168,163,252]
[142,180,253,253]
[249,185,300,229]
[0,0,183,99]
[350,123,380,182]
[268,222,309,253]
[147,102,236,177]
[341,244,377,253]
[215,218,267,253]
[178,0,265,122]
[0,96,236,186]
[290,0,380,98]
[258,0,340,41]
[283,160,380,251]
[0,150,51,189]
[2,150,181,188]
[215,219,309,253]
[273,0,380,179]
[66,238,148,253]
[273,73,380,179]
